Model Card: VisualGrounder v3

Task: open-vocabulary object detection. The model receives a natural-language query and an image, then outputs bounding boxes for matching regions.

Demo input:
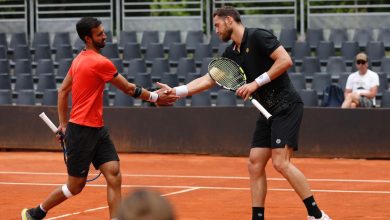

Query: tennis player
[161,6,331,220]
[21,17,178,220]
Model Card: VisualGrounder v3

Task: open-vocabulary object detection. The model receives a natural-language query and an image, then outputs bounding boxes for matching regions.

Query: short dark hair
[76,17,102,43]
[213,6,241,23]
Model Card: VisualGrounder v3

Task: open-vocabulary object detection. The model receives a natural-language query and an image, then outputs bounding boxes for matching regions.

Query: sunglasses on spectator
[356,60,367,65]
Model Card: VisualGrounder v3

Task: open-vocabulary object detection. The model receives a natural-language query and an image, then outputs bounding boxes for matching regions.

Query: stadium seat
[292,41,311,64]
[216,90,237,107]
[341,41,360,66]
[54,45,73,64]
[160,72,179,87]
[337,72,350,90]
[103,89,110,106]
[0,33,7,51]
[279,28,297,51]
[37,74,56,93]
[32,32,50,50]
[16,89,36,105]
[0,73,11,90]
[163,30,181,50]
[0,45,6,59]
[33,44,52,62]
[329,28,348,49]
[377,73,388,94]
[110,58,124,74]
[127,58,147,80]
[73,38,85,52]
[194,43,213,65]
[191,91,212,107]
[140,30,159,51]
[380,57,390,74]
[305,28,324,50]
[0,89,12,105]
[185,72,201,84]
[13,45,31,61]
[185,30,204,51]
[9,32,27,52]
[326,56,347,78]
[209,32,222,51]
[168,43,187,65]
[105,30,113,42]
[311,72,332,95]
[380,90,390,107]
[0,59,10,74]
[56,58,73,80]
[316,41,335,65]
[118,31,137,51]
[377,28,390,49]
[217,42,230,56]
[301,57,321,79]
[299,89,318,106]
[366,41,385,65]
[198,57,214,75]
[52,32,71,51]
[101,43,119,59]
[289,73,306,91]
[174,98,186,107]
[150,58,170,81]
[144,43,164,64]
[42,89,58,106]
[133,73,153,90]
[123,43,142,65]
[35,59,55,76]
[353,28,373,49]
[14,59,32,76]
[176,57,196,81]
[15,74,34,91]
[114,91,135,107]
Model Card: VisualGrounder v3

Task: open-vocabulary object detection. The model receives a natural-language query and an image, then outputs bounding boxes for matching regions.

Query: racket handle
[250,98,272,119]
[39,112,58,133]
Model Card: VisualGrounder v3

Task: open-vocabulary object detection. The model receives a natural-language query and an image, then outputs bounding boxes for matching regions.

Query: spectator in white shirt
[341,52,379,108]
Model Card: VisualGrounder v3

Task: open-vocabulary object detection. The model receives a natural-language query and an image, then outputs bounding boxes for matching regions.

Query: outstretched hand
[236,81,259,101]
[155,82,179,106]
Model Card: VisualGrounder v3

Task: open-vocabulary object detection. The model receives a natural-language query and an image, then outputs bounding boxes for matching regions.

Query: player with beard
[21,17,178,220]
[159,6,331,220]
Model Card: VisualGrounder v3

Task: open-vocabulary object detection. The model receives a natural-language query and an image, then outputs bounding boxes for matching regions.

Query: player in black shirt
[160,6,331,220]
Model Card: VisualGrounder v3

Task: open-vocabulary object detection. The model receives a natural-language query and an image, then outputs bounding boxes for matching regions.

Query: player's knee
[272,160,289,174]
[67,181,86,195]
[248,158,265,177]
[106,170,122,186]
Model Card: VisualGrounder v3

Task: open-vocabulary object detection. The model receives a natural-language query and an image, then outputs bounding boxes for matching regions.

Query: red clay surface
[1,152,390,220]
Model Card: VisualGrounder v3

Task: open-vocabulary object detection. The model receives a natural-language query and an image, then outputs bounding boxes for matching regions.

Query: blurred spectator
[341,52,379,108]
[118,189,175,220]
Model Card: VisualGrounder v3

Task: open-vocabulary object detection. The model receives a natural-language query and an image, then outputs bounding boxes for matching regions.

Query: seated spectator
[341,52,379,108]
[118,189,175,220]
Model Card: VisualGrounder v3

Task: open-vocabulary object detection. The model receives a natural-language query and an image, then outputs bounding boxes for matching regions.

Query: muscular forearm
[267,56,292,80]
[176,74,215,96]
[57,92,68,126]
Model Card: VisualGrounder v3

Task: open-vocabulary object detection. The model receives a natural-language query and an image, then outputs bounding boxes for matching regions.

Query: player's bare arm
[110,74,179,105]
[57,73,72,134]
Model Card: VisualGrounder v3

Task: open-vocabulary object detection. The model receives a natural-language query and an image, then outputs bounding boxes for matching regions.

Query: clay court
[1,152,390,220]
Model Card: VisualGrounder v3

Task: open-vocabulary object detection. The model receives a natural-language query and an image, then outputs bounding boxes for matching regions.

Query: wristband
[254,72,271,87]
[174,85,188,98]
[132,85,142,98]
[148,92,159,102]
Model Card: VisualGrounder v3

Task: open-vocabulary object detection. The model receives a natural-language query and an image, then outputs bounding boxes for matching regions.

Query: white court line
[1,171,390,183]
[1,181,390,194]
[45,187,200,220]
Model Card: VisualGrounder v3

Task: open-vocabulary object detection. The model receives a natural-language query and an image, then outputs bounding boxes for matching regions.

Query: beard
[93,39,105,49]
[220,26,233,42]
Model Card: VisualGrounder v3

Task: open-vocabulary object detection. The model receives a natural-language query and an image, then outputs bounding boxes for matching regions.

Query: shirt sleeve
[345,75,353,90]
[97,58,118,82]
[371,73,380,88]
[253,29,281,56]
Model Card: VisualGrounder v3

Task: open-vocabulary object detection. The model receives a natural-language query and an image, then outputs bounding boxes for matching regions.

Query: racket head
[208,57,247,91]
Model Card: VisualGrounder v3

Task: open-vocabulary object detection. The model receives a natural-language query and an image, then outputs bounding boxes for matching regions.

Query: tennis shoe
[21,208,39,220]
[307,210,332,220]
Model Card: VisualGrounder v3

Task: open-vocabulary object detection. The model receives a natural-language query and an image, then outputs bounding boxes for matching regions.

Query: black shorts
[251,102,303,151]
[64,122,119,177]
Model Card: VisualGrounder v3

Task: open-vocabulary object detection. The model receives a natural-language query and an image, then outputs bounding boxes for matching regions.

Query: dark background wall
[0,106,389,159]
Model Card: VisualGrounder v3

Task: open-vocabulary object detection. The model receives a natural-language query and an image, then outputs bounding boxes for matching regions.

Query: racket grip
[250,98,272,119]
[39,112,58,133]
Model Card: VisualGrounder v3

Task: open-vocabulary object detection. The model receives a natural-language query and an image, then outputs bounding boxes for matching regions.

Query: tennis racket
[208,57,272,119]
[39,112,102,182]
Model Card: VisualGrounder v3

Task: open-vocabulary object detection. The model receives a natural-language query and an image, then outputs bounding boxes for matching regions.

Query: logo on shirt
[246,48,250,53]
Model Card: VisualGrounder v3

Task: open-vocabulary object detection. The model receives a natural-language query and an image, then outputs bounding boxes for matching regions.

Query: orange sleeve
[97,58,118,82]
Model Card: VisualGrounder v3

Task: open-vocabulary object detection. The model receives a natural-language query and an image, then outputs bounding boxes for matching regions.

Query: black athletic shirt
[222,28,302,114]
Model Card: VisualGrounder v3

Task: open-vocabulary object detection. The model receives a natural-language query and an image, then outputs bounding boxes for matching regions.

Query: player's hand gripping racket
[208,57,272,119]
[39,112,102,182]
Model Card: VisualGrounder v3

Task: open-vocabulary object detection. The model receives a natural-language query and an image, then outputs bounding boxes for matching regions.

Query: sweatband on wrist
[132,85,142,98]
[148,92,159,102]
[254,72,271,87]
[62,184,73,198]
[174,85,188,98]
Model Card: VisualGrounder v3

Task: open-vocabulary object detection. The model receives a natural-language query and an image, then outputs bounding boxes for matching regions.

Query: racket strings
[209,59,245,90]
